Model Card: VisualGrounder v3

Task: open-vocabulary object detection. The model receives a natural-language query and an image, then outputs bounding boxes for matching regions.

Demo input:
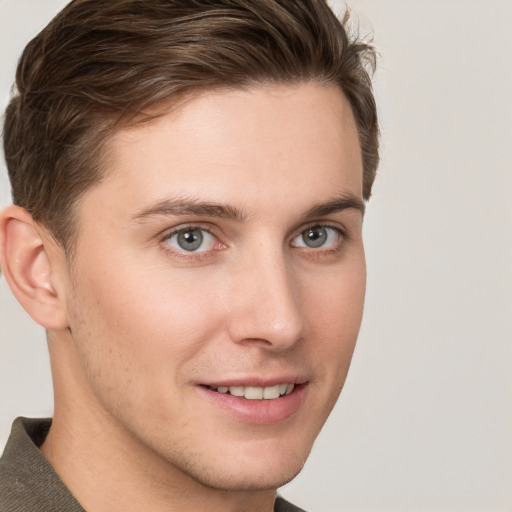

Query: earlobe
[0,205,69,330]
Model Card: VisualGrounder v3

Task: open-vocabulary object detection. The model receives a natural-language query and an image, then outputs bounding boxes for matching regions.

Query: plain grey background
[1,0,511,510]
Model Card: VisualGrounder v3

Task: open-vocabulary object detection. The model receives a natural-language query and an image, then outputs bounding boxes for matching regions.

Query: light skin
[0,83,366,512]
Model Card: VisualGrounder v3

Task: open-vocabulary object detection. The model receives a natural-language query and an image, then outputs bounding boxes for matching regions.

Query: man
[0,0,379,510]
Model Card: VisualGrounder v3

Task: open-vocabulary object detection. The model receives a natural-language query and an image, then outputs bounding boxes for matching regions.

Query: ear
[0,205,69,330]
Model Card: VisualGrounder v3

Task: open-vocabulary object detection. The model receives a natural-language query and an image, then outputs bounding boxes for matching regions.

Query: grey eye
[302,227,328,248]
[165,227,216,253]
[291,225,341,249]
[177,228,203,251]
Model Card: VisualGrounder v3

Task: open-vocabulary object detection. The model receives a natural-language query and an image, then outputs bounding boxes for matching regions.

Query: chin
[192,457,306,492]
[163,437,312,493]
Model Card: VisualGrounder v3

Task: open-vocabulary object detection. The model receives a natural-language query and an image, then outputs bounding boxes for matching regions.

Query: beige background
[1,0,511,510]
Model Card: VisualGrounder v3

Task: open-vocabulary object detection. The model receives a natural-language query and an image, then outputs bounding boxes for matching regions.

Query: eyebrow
[132,193,365,223]
[132,198,247,222]
[304,194,366,218]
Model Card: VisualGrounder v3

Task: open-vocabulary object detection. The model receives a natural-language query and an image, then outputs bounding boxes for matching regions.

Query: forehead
[88,83,363,221]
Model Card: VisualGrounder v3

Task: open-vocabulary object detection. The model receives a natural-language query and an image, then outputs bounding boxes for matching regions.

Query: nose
[226,248,305,350]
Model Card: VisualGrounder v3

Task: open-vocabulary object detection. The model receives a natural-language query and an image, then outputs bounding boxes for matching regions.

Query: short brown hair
[3,0,379,249]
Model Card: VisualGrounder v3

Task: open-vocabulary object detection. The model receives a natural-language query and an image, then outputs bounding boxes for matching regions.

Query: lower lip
[197,384,307,425]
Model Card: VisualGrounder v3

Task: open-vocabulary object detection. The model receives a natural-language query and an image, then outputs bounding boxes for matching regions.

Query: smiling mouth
[206,383,295,400]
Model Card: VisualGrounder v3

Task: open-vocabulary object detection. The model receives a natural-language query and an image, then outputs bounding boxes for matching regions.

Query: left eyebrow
[132,197,247,222]
[304,194,366,218]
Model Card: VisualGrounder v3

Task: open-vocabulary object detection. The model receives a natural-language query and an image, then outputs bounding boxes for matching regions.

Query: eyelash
[159,224,224,261]
[290,223,347,254]
[159,222,347,261]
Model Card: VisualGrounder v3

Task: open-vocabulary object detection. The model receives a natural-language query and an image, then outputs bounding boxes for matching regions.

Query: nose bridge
[227,244,305,349]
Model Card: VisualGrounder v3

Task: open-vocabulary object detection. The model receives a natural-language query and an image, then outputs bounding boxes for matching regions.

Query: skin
[2,83,366,512]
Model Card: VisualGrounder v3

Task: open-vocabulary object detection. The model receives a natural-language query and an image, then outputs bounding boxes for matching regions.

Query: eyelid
[159,222,215,241]
[289,222,347,250]
[159,223,226,258]
[291,221,347,239]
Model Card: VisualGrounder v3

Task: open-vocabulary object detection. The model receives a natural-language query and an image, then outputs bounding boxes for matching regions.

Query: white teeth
[214,383,295,400]
[244,386,263,400]
[263,384,281,399]
[228,386,244,397]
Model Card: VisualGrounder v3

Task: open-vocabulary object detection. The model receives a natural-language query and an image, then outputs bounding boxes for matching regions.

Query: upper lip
[200,375,309,388]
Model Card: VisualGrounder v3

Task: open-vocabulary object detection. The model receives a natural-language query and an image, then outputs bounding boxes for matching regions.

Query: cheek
[66,264,223,404]
[302,254,366,372]
[308,250,366,322]
[78,261,220,344]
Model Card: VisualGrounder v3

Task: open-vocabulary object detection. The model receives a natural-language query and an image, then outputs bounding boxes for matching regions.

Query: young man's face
[53,83,366,491]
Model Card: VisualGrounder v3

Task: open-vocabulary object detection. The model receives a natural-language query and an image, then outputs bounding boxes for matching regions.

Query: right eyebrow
[131,198,247,223]
[304,194,366,218]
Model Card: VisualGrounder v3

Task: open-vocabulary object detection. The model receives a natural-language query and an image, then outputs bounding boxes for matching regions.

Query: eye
[164,227,217,253]
[291,225,342,249]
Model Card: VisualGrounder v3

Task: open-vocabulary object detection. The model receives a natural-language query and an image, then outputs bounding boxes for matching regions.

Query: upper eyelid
[157,220,348,244]
[290,221,347,240]
[158,222,216,241]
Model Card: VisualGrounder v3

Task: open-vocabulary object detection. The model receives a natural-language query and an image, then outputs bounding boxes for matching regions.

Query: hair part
[3,0,379,251]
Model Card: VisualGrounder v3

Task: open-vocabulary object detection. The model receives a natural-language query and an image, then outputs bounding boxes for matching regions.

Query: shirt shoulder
[274,495,308,512]
[0,417,85,512]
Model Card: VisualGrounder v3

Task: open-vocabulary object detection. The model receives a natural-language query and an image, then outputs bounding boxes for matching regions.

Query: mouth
[206,383,295,400]
[199,381,306,424]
